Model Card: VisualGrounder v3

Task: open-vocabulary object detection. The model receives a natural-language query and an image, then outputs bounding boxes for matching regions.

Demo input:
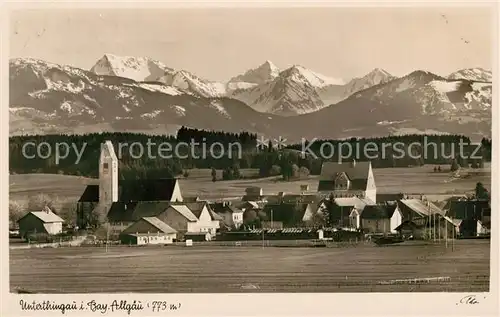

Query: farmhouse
[394,200,456,239]
[181,202,221,236]
[120,217,177,245]
[451,218,488,238]
[210,202,244,230]
[444,199,491,223]
[397,199,445,223]
[360,203,402,234]
[317,160,377,203]
[18,207,64,238]
[317,197,375,229]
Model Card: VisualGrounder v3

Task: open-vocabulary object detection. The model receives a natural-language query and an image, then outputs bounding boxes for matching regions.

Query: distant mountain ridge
[448,68,492,82]
[9,56,492,141]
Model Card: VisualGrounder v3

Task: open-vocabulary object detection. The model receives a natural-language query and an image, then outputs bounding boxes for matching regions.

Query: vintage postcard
[1,0,498,316]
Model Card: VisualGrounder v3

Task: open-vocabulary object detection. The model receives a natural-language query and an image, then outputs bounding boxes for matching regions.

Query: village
[14,140,492,247]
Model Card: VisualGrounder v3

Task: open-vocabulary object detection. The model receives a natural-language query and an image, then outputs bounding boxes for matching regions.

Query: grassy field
[9,240,490,293]
[9,164,491,203]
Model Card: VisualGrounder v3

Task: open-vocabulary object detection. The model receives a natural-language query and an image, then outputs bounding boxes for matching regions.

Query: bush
[299,166,310,177]
[269,165,281,176]
[58,201,78,225]
[183,170,190,178]
[27,193,59,213]
[9,200,26,225]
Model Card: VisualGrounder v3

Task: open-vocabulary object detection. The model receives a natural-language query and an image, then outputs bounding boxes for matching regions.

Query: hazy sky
[9,7,493,82]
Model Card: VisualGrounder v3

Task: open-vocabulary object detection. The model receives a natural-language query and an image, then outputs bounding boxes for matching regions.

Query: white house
[212,202,245,229]
[162,203,219,238]
[317,196,374,228]
[317,160,377,203]
[18,207,64,238]
[361,203,402,234]
[120,217,177,245]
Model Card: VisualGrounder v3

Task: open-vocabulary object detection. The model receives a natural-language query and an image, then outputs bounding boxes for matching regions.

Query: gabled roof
[333,197,370,209]
[141,217,177,234]
[318,161,371,191]
[361,204,398,219]
[107,201,158,223]
[210,203,243,215]
[394,220,426,231]
[398,199,444,217]
[208,209,224,221]
[20,211,64,223]
[79,179,180,203]
[78,185,99,202]
[320,161,370,181]
[169,205,198,222]
[101,140,118,161]
[118,179,179,202]
[179,202,207,219]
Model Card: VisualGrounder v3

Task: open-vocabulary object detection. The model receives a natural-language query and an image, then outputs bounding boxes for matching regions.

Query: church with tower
[77,140,185,230]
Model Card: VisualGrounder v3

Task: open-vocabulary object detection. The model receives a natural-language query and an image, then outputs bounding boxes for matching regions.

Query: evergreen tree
[475,182,489,200]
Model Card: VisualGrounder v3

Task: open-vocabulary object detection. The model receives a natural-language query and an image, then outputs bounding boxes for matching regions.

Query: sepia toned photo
[6,3,495,305]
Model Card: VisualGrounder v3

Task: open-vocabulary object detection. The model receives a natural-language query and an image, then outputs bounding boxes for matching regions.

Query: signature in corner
[458,295,482,305]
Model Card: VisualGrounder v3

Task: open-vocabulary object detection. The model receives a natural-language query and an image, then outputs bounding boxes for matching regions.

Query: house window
[103,163,109,174]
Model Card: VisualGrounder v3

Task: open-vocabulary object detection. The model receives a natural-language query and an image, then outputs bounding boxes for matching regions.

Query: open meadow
[9,164,491,204]
[10,240,490,293]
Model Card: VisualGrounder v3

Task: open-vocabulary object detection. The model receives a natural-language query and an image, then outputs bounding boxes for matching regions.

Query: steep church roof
[78,178,180,203]
[318,161,371,191]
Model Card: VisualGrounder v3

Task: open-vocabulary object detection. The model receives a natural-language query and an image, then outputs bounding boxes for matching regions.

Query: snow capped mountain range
[229,64,345,116]
[9,54,492,140]
[90,55,348,116]
[228,60,280,85]
[317,68,396,106]
[90,53,174,82]
[448,68,492,82]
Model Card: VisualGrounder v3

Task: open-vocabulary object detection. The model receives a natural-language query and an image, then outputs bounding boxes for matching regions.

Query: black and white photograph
[3,1,498,315]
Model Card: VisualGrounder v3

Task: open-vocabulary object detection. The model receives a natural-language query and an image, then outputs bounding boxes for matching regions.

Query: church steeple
[99,140,118,206]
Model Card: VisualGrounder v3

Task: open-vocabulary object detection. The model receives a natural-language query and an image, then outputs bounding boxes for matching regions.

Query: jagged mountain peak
[368,68,392,77]
[406,70,442,78]
[279,64,345,87]
[448,68,492,82]
[90,53,174,82]
[261,60,279,70]
[228,60,281,85]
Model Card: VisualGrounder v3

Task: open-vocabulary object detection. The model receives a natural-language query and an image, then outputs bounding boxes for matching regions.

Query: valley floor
[10,240,490,293]
[9,164,491,203]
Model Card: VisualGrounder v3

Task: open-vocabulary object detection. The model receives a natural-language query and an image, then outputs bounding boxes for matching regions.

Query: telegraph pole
[262,229,264,249]
[445,217,448,249]
[437,215,441,242]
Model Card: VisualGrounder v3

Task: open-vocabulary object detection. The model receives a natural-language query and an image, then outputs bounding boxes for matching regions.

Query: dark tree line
[9,131,491,179]
[176,126,257,149]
